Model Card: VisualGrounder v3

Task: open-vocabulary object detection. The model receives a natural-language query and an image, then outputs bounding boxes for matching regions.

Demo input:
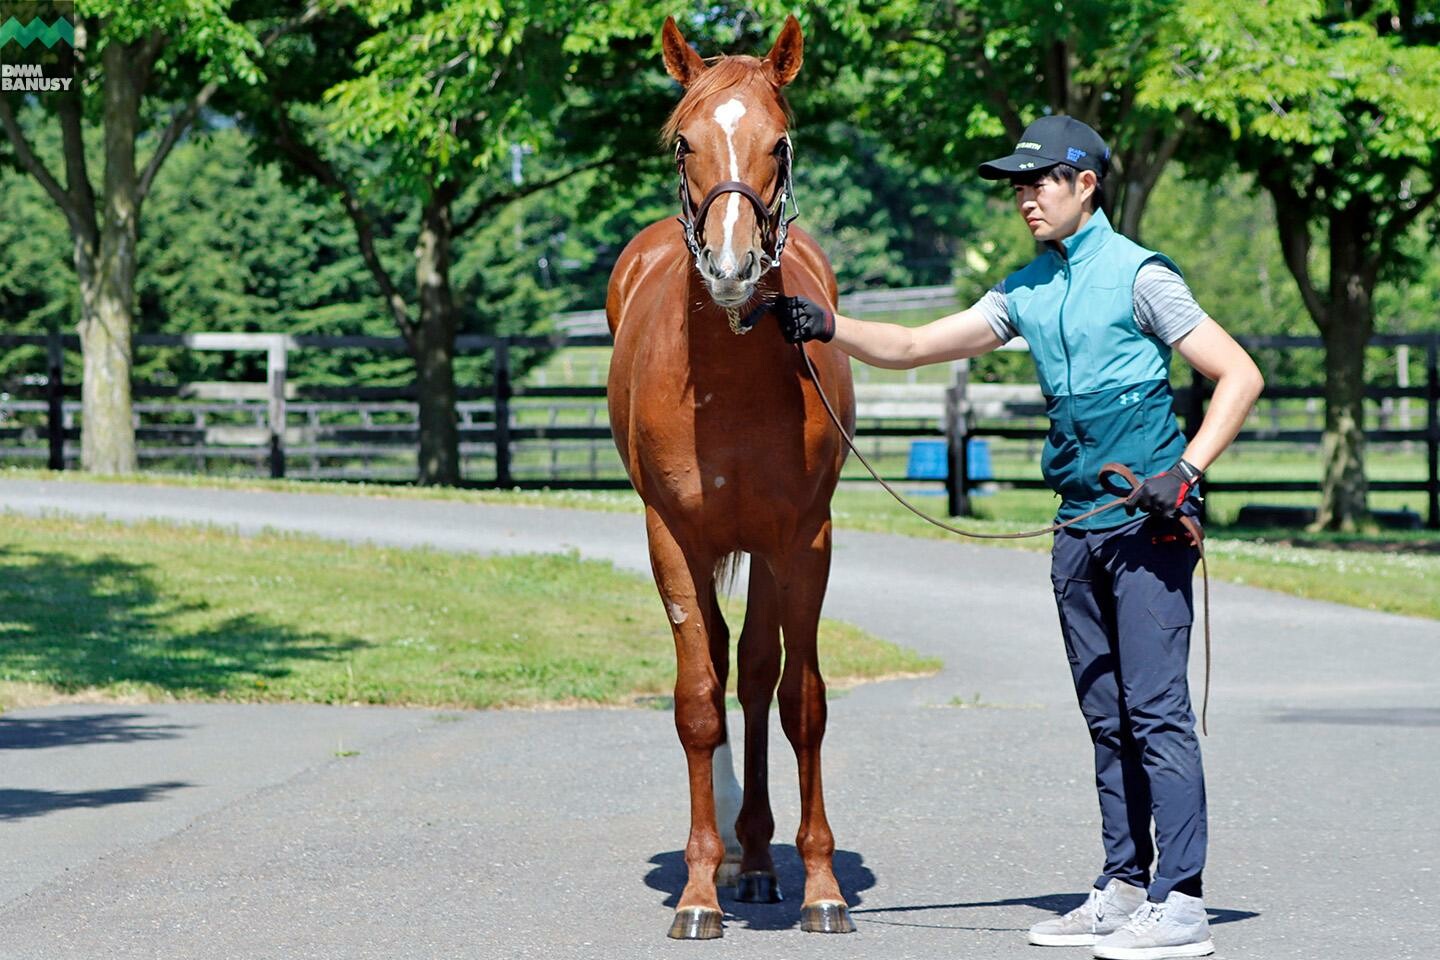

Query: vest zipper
[1056,256,1086,489]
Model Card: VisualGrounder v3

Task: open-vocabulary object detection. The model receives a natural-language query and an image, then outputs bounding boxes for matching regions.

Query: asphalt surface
[0,477,1436,959]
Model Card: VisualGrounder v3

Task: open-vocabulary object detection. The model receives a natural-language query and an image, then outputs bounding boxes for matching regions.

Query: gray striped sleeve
[1133,259,1207,345]
[975,282,1017,342]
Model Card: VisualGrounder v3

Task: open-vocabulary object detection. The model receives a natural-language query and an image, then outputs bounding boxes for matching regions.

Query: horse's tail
[713,551,745,597]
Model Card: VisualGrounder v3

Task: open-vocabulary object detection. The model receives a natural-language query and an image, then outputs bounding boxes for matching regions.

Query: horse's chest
[630,375,817,512]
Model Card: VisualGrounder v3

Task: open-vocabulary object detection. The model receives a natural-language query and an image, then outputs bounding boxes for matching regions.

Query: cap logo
[1018,161,1035,169]
[1066,147,1087,163]
[1016,141,1043,151]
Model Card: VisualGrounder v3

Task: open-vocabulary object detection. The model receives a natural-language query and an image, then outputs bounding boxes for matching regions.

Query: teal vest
[1002,212,1186,528]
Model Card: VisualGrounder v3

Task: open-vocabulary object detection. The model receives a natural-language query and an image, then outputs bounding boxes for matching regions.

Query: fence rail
[2,330,1437,527]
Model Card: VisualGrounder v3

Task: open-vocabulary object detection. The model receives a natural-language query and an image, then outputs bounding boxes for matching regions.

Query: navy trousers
[1051,510,1207,903]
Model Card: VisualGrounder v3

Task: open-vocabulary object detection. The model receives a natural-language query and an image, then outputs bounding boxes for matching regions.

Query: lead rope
[796,346,1211,735]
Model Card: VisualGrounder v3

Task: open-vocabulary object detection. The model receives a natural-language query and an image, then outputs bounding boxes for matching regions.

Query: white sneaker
[1028,878,1149,946]
[1092,890,1214,959]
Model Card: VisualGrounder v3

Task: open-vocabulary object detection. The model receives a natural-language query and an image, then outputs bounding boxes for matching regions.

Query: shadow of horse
[849,893,1260,931]
[646,845,876,931]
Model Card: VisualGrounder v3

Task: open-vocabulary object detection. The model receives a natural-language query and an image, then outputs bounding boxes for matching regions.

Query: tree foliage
[1140,0,1440,529]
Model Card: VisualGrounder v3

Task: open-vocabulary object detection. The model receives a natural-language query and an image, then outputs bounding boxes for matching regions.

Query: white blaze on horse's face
[690,93,771,309]
[713,97,747,278]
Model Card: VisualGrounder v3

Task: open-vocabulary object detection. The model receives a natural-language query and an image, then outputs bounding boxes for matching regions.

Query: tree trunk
[78,38,147,474]
[413,189,460,486]
[78,257,138,473]
[1314,215,1375,531]
[1315,314,1369,531]
[1264,178,1377,532]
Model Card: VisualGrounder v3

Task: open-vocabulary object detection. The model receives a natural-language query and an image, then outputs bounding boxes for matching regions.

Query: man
[768,116,1264,960]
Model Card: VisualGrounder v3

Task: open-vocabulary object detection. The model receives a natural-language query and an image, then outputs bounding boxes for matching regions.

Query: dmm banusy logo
[0,2,74,92]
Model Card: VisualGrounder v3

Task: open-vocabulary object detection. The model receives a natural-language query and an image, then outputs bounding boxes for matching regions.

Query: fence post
[945,360,970,517]
[494,339,513,487]
[46,327,64,470]
[1427,333,1438,530]
[267,336,287,479]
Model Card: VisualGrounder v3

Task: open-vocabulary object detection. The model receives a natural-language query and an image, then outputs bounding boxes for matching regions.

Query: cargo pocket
[1052,576,1092,665]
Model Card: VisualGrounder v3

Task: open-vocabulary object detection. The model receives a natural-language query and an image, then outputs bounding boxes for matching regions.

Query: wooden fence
[2,329,1437,528]
[949,332,1440,528]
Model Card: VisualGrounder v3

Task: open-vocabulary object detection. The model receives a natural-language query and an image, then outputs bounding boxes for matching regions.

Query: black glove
[1125,459,1203,518]
[772,295,835,343]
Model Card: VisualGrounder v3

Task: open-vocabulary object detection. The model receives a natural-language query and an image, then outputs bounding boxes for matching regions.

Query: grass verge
[0,513,939,712]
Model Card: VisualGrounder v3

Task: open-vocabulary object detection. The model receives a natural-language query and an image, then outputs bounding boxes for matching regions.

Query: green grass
[0,513,938,712]
[1203,537,1440,619]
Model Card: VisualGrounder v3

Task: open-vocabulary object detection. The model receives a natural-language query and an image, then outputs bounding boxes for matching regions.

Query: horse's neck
[680,268,784,347]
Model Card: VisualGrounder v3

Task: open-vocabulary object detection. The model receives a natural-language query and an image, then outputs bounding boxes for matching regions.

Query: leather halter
[674,137,799,272]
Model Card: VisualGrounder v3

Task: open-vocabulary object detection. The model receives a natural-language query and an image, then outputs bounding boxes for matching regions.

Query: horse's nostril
[742,251,762,282]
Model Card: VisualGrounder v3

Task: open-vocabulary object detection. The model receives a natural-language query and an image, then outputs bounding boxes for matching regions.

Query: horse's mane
[660,55,793,146]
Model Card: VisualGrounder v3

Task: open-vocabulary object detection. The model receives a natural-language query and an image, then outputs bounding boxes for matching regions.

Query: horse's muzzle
[697,248,763,306]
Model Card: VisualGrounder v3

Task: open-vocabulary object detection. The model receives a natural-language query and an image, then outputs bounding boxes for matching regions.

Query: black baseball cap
[978,115,1111,180]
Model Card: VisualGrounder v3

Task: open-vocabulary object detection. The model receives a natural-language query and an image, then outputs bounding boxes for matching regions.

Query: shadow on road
[0,712,189,750]
[0,781,192,821]
[645,845,876,931]
[849,893,1259,931]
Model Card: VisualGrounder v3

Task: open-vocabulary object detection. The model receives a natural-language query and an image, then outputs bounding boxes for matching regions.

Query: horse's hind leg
[703,586,744,888]
[777,520,855,933]
[645,508,727,940]
[732,558,783,903]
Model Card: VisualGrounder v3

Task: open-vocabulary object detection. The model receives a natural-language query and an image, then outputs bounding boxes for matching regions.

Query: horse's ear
[763,14,804,87]
[662,16,707,88]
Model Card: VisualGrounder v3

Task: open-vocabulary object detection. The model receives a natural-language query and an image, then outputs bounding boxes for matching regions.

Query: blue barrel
[905,439,992,481]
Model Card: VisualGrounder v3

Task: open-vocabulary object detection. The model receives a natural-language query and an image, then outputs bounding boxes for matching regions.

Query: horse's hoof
[714,858,742,888]
[734,871,782,903]
[668,907,724,940]
[800,900,856,934]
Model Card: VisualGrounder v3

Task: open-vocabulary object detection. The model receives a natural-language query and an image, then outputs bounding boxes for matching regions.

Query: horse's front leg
[776,519,855,933]
[646,508,727,940]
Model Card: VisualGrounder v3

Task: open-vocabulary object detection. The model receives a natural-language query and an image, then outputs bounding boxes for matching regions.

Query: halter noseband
[674,137,800,273]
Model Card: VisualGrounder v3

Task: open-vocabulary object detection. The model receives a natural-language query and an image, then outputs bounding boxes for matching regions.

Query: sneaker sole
[1030,932,1100,946]
[1093,938,1214,960]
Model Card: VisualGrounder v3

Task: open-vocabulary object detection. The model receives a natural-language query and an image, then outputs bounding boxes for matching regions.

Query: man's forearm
[829,314,922,370]
[1181,367,1265,473]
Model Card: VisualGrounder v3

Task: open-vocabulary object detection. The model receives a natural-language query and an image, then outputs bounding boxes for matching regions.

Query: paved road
[0,478,1436,959]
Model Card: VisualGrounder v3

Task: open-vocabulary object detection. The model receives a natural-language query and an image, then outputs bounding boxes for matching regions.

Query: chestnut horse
[606,15,857,941]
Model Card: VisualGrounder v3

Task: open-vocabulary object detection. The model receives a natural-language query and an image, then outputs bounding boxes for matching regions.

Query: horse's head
[662,16,802,310]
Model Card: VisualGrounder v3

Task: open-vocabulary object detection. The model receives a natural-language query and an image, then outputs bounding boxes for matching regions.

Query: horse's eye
[773,138,790,158]
[675,137,691,158]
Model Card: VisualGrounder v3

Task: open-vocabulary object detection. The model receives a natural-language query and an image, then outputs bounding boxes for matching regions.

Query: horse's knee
[674,682,726,751]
